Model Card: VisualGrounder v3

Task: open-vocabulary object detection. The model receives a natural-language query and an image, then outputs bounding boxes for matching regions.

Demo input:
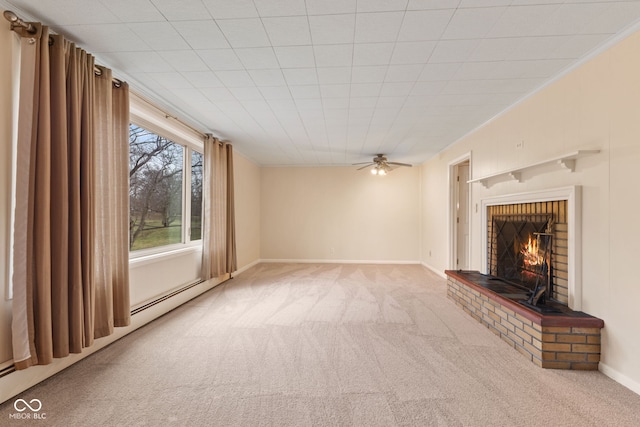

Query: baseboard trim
[260,258,421,265]
[599,362,640,396]
[0,275,227,405]
[234,259,261,276]
[420,262,447,279]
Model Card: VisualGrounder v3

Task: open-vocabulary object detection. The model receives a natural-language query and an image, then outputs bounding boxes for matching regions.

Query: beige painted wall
[421,31,640,393]
[234,151,261,270]
[261,166,420,262]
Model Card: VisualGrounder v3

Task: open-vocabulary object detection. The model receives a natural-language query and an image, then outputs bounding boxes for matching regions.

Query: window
[190,151,203,241]
[129,124,202,253]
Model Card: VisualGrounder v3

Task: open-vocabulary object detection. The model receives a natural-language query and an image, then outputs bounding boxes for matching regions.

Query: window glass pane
[129,124,183,251]
[190,151,203,241]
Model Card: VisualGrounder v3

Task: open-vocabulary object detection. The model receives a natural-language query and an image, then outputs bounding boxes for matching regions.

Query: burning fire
[521,235,542,267]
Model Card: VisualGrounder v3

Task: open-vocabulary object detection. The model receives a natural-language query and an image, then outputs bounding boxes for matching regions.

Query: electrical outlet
[516,140,525,149]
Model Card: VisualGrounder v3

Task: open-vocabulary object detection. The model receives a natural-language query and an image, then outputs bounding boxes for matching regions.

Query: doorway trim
[448,152,472,270]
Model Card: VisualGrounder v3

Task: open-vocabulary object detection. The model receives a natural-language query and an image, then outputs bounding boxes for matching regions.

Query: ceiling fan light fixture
[354,154,412,175]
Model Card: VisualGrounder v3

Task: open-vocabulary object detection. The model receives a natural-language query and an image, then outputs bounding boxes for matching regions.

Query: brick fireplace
[446,186,604,370]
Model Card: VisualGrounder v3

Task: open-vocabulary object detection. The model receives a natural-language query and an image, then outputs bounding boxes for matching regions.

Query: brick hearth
[446,270,604,370]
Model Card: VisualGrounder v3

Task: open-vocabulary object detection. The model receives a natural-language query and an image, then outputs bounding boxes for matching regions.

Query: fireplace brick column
[446,270,603,370]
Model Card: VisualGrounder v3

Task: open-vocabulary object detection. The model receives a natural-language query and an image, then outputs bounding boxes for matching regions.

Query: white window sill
[129,244,202,268]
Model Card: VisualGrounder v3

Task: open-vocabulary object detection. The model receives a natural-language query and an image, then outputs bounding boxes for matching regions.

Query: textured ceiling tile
[323,97,351,108]
[418,63,462,81]
[249,69,287,86]
[380,82,414,97]
[60,24,150,53]
[8,0,119,25]
[274,46,316,68]
[253,0,307,16]
[197,49,244,71]
[385,64,424,82]
[398,9,456,41]
[202,0,259,19]
[488,5,561,38]
[181,71,224,88]
[509,36,568,60]
[102,0,166,22]
[129,22,191,50]
[283,68,319,85]
[215,70,255,87]
[158,50,209,72]
[306,0,357,15]
[441,7,507,40]
[353,43,395,66]
[351,83,383,97]
[314,45,354,67]
[150,0,212,20]
[172,21,229,50]
[320,84,351,98]
[548,34,611,59]
[317,67,352,84]
[411,80,447,96]
[469,38,524,62]
[263,16,312,46]
[459,0,512,8]
[216,18,270,48]
[390,41,437,64]
[104,51,173,73]
[429,40,481,63]
[407,0,461,9]
[376,96,407,109]
[228,86,265,100]
[309,14,356,44]
[148,72,193,88]
[357,0,409,12]
[235,47,281,69]
[355,12,404,43]
[289,85,322,99]
[351,66,389,83]
[259,86,294,100]
[452,61,501,80]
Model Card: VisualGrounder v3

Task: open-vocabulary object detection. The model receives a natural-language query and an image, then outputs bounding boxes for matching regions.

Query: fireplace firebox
[487,200,570,307]
[490,214,553,308]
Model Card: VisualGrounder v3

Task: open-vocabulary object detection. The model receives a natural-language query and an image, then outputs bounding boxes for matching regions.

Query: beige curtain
[11,24,130,370]
[201,135,237,280]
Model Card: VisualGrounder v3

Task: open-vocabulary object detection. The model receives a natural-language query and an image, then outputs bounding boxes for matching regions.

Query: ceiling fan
[353,154,412,175]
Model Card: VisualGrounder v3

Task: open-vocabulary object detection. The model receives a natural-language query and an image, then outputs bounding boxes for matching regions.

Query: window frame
[128,95,204,260]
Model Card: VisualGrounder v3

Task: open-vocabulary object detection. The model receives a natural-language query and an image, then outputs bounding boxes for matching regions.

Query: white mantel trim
[480,186,582,311]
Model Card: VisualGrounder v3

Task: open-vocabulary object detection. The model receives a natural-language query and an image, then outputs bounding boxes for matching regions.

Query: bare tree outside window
[129,125,183,251]
[191,151,203,241]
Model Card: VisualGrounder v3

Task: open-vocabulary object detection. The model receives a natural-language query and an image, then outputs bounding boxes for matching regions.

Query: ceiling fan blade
[356,163,374,170]
[352,161,374,165]
[387,162,412,167]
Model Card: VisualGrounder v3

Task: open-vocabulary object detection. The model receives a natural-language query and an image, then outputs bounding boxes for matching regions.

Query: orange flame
[521,235,541,267]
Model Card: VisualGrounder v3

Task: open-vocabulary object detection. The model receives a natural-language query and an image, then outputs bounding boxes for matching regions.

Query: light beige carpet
[2,263,640,426]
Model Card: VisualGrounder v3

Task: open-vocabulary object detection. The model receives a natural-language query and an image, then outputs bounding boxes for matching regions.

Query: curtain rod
[3,10,123,87]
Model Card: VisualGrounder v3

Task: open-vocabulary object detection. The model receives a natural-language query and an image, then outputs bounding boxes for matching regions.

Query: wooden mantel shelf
[468,149,600,188]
